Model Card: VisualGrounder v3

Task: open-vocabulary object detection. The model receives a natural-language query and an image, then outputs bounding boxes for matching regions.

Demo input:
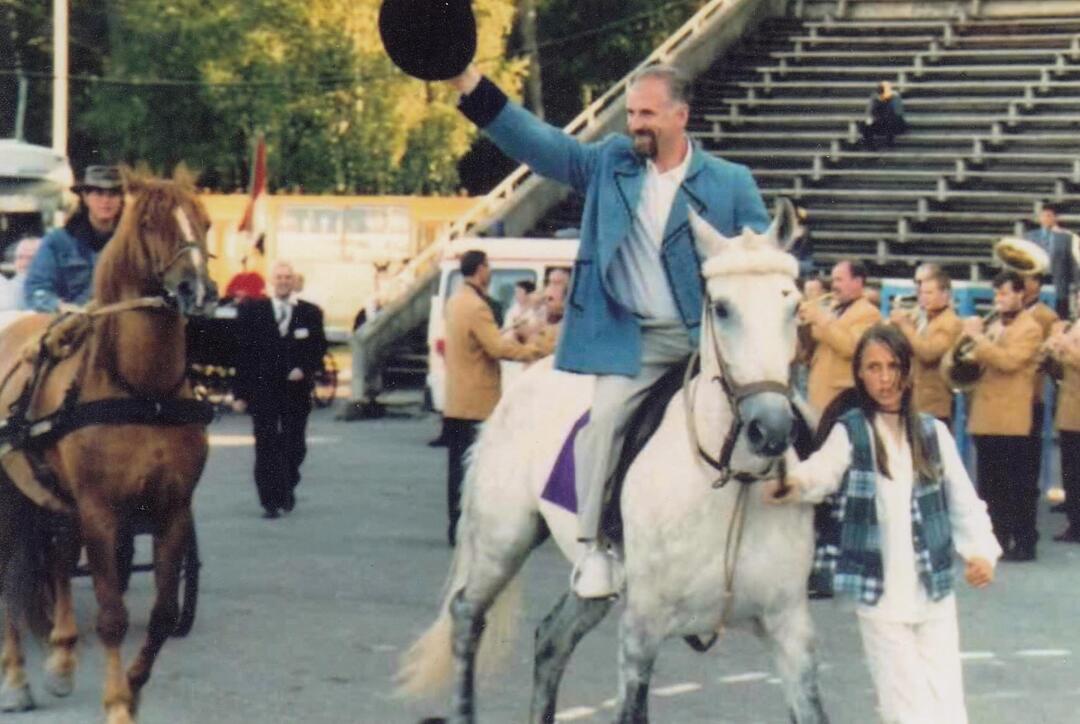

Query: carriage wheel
[312,354,338,409]
[172,528,200,638]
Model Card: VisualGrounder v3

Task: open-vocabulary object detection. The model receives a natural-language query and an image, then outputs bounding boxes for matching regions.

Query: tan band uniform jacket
[807,296,882,413]
[1054,321,1080,432]
[966,311,1043,436]
[1027,300,1059,402]
[444,284,538,421]
[902,307,962,420]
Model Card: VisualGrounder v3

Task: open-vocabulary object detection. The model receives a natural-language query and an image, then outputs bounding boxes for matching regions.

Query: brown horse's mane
[93,168,209,304]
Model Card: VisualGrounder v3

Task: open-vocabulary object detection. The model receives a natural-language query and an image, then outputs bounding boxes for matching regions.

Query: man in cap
[445,64,769,598]
[25,165,124,312]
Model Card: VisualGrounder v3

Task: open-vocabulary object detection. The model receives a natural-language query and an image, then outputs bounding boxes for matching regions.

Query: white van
[426,237,578,412]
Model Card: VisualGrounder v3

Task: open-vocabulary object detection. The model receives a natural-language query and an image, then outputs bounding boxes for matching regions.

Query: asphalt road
[10,406,1080,723]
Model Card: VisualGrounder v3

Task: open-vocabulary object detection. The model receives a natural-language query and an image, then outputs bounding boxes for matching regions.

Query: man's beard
[632,131,658,159]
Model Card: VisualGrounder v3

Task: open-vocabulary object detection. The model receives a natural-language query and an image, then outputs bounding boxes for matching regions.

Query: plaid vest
[810,409,954,605]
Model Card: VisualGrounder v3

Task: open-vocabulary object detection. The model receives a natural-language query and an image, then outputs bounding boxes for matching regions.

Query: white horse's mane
[701,245,798,280]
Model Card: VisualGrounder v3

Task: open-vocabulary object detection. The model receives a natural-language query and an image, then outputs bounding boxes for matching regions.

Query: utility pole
[519,0,544,120]
[7,5,28,140]
[52,0,68,155]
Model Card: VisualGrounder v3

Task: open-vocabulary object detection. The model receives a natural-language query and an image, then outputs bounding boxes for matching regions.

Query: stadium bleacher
[532,4,1080,278]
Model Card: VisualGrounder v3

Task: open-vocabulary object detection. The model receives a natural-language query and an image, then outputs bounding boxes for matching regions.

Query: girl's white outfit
[794,416,1002,724]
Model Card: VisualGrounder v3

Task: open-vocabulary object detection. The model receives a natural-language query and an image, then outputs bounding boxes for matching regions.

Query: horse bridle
[683,298,793,488]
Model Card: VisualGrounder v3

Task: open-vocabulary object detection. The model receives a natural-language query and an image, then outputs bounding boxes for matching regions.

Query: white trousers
[856,599,968,724]
[573,320,694,540]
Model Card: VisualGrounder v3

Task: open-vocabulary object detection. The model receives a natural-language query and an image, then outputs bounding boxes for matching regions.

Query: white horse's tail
[395,423,525,699]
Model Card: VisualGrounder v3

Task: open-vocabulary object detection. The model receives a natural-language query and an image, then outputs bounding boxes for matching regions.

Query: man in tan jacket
[966,271,1044,561]
[1045,288,1080,541]
[891,270,962,425]
[799,259,882,413]
[444,250,540,545]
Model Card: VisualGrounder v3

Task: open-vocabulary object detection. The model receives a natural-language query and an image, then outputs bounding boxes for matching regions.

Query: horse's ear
[171,163,198,191]
[120,165,144,196]
[767,197,804,252]
[688,209,733,260]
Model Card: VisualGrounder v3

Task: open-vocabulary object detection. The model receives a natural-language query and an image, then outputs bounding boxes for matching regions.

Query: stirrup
[571,543,621,599]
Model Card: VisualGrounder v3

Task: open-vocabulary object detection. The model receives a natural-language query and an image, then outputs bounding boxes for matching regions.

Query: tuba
[994,236,1050,276]
[941,236,1047,392]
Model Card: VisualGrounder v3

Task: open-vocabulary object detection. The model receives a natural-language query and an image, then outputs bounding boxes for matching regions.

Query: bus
[200,194,476,340]
[0,140,74,267]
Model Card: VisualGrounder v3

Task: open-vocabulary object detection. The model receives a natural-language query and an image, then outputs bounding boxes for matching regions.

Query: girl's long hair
[812,323,934,480]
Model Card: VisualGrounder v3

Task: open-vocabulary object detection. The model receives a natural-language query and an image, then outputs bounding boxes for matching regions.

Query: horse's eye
[714,301,729,320]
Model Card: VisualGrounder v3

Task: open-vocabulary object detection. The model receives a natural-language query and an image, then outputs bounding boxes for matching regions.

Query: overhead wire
[0,0,704,91]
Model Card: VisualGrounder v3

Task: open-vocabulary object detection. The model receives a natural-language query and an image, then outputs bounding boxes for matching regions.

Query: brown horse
[0,170,217,724]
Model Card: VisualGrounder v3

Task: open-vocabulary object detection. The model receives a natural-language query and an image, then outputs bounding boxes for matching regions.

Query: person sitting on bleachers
[861,81,907,150]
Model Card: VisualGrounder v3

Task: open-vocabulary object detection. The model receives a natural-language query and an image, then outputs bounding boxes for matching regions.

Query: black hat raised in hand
[379,0,477,81]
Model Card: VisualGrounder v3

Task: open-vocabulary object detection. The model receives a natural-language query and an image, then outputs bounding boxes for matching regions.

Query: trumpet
[889,294,919,322]
[942,309,1000,392]
[1038,318,1078,383]
[797,291,834,325]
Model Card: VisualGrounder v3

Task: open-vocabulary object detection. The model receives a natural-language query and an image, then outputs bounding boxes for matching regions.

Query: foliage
[2,0,704,195]
[7,0,523,194]
[530,0,702,127]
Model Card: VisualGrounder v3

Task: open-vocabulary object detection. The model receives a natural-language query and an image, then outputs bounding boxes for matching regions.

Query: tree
[68,0,523,193]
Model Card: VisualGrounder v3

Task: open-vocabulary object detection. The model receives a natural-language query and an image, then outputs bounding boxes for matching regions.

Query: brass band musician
[956,271,1044,561]
[799,260,882,413]
[1046,290,1080,542]
[890,270,962,426]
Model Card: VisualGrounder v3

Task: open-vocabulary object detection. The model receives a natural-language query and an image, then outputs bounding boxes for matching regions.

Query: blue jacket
[24,213,105,312]
[460,78,769,376]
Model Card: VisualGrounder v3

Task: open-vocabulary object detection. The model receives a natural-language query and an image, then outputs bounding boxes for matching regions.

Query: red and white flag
[237,133,267,256]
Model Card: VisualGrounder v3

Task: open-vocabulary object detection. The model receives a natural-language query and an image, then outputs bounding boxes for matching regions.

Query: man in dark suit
[233,261,328,518]
[1025,204,1075,318]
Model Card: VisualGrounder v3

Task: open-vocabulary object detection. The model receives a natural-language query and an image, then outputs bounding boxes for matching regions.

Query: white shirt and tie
[272,295,304,380]
[272,296,294,337]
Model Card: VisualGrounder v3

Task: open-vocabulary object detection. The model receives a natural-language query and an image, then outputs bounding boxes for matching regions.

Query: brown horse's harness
[0,297,213,512]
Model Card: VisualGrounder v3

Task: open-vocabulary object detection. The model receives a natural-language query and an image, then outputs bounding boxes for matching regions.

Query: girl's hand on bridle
[964,557,994,588]
[763,476,802,505]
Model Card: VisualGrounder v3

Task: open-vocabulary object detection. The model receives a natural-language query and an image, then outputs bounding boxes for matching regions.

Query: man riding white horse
[448,63,772,598]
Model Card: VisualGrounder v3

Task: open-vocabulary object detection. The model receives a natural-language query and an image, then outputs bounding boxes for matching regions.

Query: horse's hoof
[43,668,75,697]
[105,703,136,724]
[0,681,36,712]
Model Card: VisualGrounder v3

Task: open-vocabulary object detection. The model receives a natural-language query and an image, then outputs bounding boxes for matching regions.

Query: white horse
[398,200,828,724]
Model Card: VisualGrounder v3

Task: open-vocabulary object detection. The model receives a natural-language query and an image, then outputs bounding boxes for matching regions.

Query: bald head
[271,261,296,300]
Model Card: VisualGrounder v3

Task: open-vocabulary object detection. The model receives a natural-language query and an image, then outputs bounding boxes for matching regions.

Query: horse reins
[682,300,793,489]
[679,298,795,646]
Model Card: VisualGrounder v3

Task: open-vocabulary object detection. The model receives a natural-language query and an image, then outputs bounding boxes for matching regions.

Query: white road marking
[969,690,1027,701]
[654,682,702,697]
[1015,649,1070,657]
[209,434,339,447]
[719,671,771,684]
[555,706,598,721]
[960,651,996,660]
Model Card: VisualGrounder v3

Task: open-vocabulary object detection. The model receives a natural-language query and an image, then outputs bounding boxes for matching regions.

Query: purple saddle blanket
[540,411,589,513]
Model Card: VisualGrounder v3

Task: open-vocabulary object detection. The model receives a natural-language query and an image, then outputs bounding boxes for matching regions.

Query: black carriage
[186,305,338,409]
